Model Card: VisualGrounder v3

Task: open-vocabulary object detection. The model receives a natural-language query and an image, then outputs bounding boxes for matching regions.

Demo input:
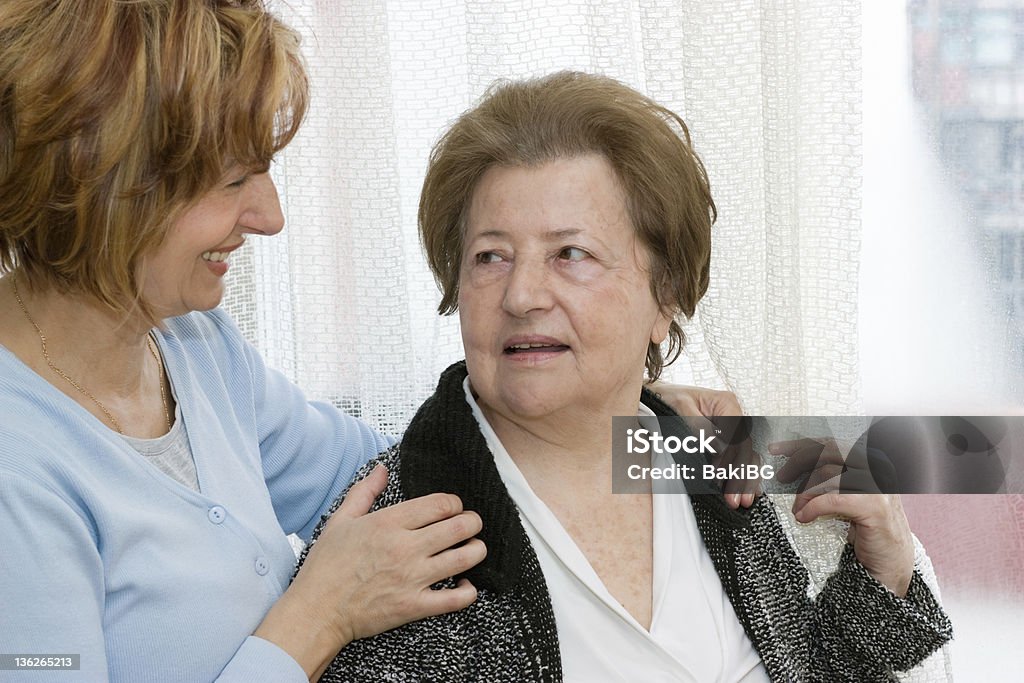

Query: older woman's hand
[773,439,916,596]
[255,465,486,679]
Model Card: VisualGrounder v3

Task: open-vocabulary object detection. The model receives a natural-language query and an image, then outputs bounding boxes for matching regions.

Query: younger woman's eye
[227,174,250,189]
[558,246,588,262]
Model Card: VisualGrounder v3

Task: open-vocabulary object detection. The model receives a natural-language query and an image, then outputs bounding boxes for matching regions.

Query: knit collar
[399,360,749,593]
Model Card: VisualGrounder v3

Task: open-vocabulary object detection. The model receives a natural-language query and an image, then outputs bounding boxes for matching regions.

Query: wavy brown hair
[419,71,716,380]
[0,0,308,322]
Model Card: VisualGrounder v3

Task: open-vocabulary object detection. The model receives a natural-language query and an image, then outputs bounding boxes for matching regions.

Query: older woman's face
[140,168,284,318]
[459,154,671,421]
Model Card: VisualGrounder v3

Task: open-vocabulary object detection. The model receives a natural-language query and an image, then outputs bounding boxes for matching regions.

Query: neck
[4,273,156,397]
[479,387,645,486]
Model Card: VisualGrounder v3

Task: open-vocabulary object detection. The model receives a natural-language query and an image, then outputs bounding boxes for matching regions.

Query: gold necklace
[12,274,171,435]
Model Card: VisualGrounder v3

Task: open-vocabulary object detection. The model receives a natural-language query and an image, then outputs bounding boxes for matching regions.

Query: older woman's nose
[502,260,554,317]
[241,173,285,236]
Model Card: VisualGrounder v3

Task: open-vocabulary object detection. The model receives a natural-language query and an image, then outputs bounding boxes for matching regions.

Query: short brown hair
[419,71,716,380]
[0,0,308,320]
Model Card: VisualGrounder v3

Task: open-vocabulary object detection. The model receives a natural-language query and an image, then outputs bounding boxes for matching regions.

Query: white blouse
[464,379,769,683]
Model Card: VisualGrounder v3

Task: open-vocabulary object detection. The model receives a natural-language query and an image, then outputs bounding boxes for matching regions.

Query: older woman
[0,5,729,681]
[303,72,953,682]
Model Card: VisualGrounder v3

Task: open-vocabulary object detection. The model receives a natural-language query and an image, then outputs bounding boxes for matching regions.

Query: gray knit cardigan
[298,362,952,682]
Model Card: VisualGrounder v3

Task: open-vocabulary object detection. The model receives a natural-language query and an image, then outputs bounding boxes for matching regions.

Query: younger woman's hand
[255,465,486,679]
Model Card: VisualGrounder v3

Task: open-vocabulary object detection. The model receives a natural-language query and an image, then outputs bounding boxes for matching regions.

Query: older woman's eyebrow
[543,228,584,241]
[471,228,584,241]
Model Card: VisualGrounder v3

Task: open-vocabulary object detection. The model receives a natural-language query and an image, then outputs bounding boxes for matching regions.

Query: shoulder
[162,308,249,360]
[300,445,406,554]
[335,445,407,516]
[0,352,90,485]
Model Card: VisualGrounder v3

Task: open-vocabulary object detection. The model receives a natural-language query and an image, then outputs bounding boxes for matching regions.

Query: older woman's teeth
[507,343,568,353]
[202,251,229,262]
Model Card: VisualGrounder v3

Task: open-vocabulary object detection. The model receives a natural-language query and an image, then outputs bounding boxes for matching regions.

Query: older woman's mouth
[503,337,570,356]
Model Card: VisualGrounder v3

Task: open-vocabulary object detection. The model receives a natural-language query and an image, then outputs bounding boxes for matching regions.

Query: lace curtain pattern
[225,0,862,425]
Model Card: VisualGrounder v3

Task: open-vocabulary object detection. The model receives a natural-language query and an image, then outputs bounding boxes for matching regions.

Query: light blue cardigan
[0,309,393,682]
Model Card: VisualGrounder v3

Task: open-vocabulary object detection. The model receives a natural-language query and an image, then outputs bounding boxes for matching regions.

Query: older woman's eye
[558,246,589,262]
[475,251,504,264]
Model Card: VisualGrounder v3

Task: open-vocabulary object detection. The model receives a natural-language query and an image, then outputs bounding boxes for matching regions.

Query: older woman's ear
[650,310,673,345]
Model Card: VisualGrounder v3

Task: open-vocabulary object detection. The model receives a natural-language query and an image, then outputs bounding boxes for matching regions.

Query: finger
[799,469,884,499]
[768,438,818,455]
[335,464,388,519]
[842,442,872,470]
[793,491,889,524]
[722,489,758,509]
[645,380,699,416]
[701,389,743,417]
[417,578,480,619]
[425,538,488,582]
[793,490,842,523]
[413,510,483,556]
[680,414,715,441]
[717,441,762,509]
[792,464,845,512]
[722,441,763,496]
[678,414,732,470]
[797,462,845,493]
[850,446,899,492]
[769,438,842,462]
[775,441,843,482]
[730,452,762,507]
[379,492,465,530]
[722,467,760,497]
[708,393,741,419]
[792,465,842,515]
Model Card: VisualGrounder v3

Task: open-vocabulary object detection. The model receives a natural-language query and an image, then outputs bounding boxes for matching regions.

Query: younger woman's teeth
[202,251,229,262]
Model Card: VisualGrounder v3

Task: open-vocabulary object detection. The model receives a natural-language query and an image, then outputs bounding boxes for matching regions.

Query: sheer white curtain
[223,0,863,432]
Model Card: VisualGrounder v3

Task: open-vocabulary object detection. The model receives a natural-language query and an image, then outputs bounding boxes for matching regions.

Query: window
[973,9,1016,66]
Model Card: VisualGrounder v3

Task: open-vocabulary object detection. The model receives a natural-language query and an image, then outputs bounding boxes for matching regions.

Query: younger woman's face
[140,168,284,319]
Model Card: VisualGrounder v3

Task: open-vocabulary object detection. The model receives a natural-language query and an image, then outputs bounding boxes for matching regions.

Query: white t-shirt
[465,379,769,683]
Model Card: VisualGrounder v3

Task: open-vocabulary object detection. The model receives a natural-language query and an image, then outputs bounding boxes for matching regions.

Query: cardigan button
[254,557,269,576]
[207,506,227,525]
